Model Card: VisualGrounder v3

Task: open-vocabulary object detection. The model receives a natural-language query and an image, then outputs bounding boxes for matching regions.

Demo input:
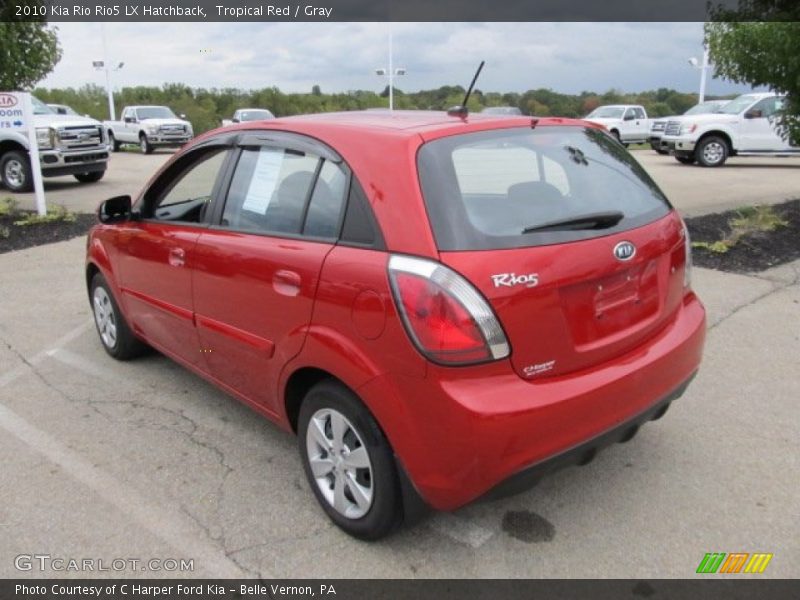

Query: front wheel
[695,136,729,167]
[108,131,121,152]
[139,134,154,155]
[298,380,402,540]
[90,273,147,360]
[651,142,669,155]
[74,171,105,183]
[1,150,33,193]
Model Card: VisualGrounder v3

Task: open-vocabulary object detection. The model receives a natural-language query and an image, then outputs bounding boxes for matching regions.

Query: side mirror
[624,113,636,121]
[98,195,133,224]
[180,113,187,120]
[232,117,240,123]
[55,107,67,115]
[123,117,133,123]
[744,109,763,119]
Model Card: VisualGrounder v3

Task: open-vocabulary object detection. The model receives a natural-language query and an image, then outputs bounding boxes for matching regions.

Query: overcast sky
[40,22,761,97]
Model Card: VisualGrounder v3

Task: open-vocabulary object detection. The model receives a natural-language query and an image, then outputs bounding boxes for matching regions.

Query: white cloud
[40,22,758,97]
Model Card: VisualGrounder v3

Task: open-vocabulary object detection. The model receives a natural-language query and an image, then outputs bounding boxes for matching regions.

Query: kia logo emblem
[0,94,18,108]
[613,241,636,261]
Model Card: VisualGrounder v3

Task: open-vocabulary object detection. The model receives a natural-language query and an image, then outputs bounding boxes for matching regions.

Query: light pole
[375,32,406,111]
[688,47,710,104]
[95,24,124,121]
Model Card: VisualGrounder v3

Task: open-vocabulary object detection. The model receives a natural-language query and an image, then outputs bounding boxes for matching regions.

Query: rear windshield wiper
[522,211,624,234]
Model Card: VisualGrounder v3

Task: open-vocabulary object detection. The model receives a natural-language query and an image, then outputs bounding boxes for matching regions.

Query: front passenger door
[116,146,230,366]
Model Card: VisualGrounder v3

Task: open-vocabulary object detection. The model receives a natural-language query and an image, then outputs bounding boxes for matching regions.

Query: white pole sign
[0,91,47,215]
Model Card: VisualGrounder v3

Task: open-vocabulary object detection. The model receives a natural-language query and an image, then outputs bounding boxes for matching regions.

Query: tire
[74,171,105,183]
[139,134,154,155]
[611,130,622,144]
[298,380,402,540]
[108,131,121,152]
[651,142,668,155]
[90,273,147,360]
[1,150,33,193]
[695,136,729,167]
[676,155,696,165]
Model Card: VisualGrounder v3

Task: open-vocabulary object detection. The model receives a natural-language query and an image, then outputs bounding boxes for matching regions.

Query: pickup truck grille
[651,120,666,132]
[665,121,682,136]
[159,124,186,136]
[57,126,104,149]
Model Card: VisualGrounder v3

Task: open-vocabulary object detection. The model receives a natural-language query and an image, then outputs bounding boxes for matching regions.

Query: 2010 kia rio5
[86,110,706,540]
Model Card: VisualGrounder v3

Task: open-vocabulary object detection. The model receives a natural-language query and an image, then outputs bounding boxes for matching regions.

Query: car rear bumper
[361,292,706,511]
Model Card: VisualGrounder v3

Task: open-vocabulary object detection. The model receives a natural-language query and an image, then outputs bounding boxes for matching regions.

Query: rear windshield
[417,126,671,251]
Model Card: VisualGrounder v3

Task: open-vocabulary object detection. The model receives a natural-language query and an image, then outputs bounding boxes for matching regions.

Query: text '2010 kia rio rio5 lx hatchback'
[86,110,706,540]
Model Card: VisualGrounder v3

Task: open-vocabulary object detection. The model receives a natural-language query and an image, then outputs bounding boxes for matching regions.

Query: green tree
[706,4,800,143]
[0,22,62,90]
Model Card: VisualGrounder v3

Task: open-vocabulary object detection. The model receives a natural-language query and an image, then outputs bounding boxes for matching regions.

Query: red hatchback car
[86,111,705,539]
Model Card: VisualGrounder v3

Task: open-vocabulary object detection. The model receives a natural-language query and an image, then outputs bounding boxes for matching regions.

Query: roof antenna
[447,60,485,118]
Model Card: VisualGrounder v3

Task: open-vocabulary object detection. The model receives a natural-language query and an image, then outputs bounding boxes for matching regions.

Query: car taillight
[681,218,693,288]
[388,255,510,365]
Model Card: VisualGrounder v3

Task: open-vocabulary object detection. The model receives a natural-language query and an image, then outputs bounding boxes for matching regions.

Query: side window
[751,97,783,118]
[222,147,320,235]
[634,107,646,119]
[303,160,347,238]
[145,148,228,223]
[624,108,634,120]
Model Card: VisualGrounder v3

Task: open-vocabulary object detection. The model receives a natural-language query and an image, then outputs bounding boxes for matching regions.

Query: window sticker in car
[242,148,283,215]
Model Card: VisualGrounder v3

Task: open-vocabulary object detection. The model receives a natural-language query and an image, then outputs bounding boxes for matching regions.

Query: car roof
[261,109,567,134]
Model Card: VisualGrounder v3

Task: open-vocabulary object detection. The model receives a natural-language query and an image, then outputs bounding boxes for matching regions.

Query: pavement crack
[708,274,798,331]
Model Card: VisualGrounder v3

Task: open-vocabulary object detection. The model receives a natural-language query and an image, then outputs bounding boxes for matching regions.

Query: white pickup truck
[584,105,650,145]
[0,95,109,193]
[104,105,193,154]
[661,93,799,167]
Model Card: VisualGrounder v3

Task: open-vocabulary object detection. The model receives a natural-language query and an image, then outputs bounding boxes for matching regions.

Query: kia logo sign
[0,94,19,108]
[613,241,636,261]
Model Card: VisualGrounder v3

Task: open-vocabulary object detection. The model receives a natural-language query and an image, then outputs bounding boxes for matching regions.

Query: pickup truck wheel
[1,151,33,193]
[695,136,729,167]
[611,130,622,144]
[139,134,154,155]
[74,171,105,183]
[650,142,669,155]
[108,131,121,152]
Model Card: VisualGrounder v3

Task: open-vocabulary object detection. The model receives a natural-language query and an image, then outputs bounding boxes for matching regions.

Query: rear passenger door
[192,134,349,412]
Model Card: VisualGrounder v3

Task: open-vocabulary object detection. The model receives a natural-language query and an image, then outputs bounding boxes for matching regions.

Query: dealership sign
[0,93,27,130]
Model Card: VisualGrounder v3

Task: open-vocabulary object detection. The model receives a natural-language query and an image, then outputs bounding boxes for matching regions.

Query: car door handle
[273,270,301,297]
[168,247,185,267]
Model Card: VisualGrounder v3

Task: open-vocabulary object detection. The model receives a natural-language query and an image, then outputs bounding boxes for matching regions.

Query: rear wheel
[1,150,33,192]
[74,171,105,183]
[611,130,622,144]
[695,136,729,167]
[298,380,402,540]
[90,273,147,360]
[139,134,154,155]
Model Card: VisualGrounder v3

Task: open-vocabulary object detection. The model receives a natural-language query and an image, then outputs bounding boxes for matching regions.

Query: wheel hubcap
[306,408,373,519]
[140,138,147,152]
[93,287,118,349]
[4,159,24,187]
[703,142,724,164]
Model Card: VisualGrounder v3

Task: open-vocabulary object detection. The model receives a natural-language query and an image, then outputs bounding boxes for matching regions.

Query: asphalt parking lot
[0,147,798,578]
[6,148,800,218]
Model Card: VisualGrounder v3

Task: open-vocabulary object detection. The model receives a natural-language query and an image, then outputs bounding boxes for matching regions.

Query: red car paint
[86,111,705,512]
